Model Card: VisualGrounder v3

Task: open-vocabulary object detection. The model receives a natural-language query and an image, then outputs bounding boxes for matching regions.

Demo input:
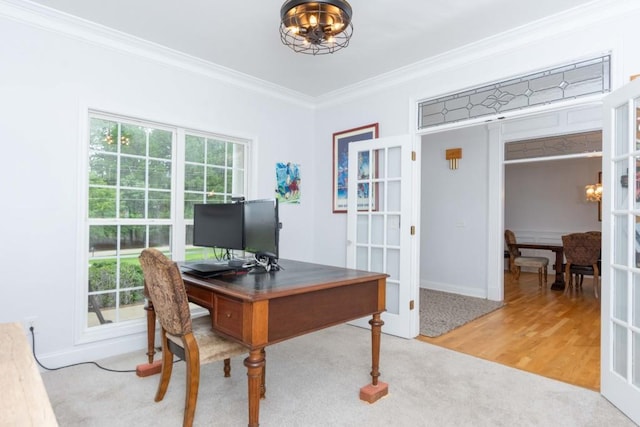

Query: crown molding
[0,0,316,108]
[315,0,636,108]
[3,0,637,110]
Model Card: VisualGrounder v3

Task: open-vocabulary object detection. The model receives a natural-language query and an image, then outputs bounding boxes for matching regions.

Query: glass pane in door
[387,147,402,178]
[613,215,628,266]
[388,181,401,211]
[633,332,640,387]
[634,273,640,328]
[356,245,368,270]
[614,104,629,156]
[636,214,640,268]
[386,248,400,315]
[387,214,401,246]
[357,215,369,244]
[613,323,628,377]
[371,215,384,245]
[371,247,384,272]
[615,160,628,210]
[634,158,640,210]
[614,271,630,321]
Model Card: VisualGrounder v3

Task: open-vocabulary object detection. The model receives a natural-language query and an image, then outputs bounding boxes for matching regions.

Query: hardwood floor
[418,271,601,391]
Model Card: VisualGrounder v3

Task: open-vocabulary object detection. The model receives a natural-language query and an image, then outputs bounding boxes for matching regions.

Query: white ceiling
[28,0,598,97]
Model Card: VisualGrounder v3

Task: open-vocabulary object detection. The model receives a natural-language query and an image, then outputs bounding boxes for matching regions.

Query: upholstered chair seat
[165,315,246,364]
[505,229,549,287]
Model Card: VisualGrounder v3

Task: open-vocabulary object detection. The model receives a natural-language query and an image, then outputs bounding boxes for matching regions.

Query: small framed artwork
[332,123,379,213]
[275,162,301,204]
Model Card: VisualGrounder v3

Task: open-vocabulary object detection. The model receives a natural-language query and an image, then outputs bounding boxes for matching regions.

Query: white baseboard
[419,281,487,299]
[33,332,152,371]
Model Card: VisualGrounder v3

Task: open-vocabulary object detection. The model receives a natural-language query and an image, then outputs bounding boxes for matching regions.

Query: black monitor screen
[243,199,279,259]
[193,203,244,250]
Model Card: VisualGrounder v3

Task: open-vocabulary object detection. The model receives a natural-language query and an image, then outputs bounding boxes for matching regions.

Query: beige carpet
[41,324,633,426]
[420,288,504,337]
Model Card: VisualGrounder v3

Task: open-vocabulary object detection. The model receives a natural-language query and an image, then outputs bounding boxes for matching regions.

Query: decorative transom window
[418,55,611,129]
[505,130,602,161]
[86,112,248,329]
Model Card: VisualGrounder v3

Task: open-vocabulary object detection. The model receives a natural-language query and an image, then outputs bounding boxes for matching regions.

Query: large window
[86,113,248,329]
[184,133,246,261]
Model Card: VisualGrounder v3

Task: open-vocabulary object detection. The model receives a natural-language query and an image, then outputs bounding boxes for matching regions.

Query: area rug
[420,288,504,337]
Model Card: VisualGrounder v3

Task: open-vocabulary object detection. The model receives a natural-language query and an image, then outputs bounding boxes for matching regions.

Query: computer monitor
[243,198,279,260]
[193,203,244,251]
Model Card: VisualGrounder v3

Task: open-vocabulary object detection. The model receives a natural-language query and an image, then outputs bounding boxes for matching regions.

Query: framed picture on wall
[332,123,379,213]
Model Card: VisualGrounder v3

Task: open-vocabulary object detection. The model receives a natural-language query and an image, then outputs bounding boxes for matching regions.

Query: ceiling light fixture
[279,0,353,55]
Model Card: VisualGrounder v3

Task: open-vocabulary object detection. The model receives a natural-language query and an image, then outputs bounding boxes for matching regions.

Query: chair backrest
[504,229,519,258]
[561,233,601,265]
[139,248,192,337]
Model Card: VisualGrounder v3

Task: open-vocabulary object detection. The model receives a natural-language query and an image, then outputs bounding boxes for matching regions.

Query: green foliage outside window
[86,114,246,328]
[88,260,144,308]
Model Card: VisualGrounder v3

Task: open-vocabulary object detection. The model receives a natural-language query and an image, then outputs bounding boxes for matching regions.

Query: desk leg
[359,312,388,403]
[550,249,566,291]
[144,299,156,364]
[245,348,265,427]
[135,299,162,377]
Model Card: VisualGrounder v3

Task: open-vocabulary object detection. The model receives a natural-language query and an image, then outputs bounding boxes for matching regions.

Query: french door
[601,77,640,424]
[346,135,415,338]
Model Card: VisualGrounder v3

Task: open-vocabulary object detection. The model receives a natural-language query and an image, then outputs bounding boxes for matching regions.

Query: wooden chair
[138,248,249,427]
[504,229,549,287]
[561,233,601,298]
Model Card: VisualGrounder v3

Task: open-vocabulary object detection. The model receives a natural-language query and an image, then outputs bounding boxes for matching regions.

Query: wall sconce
[585,171,602,221]
[585,183,602,202]
[446,148,462,170]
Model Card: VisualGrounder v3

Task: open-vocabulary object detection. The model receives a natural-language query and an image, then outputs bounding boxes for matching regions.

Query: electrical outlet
[23,316,37,334]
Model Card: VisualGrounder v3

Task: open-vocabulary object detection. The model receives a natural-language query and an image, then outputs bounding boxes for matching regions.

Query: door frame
[414,100,605,303]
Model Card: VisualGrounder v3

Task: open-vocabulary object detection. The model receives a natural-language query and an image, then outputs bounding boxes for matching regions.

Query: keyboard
[182,262,233,274]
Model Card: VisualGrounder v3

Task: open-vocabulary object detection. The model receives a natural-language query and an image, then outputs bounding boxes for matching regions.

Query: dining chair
[138,248,249,427]
[571,231,602,288]
[561,233,601,298]
[504,229,549,287]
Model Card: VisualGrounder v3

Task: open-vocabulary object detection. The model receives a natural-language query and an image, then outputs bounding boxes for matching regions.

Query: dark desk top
[181,259,388,301]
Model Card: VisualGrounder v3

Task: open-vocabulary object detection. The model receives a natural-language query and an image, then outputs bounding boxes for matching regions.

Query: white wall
[419,126,489,296]
[0,9,316,364]
[506,158,603,234]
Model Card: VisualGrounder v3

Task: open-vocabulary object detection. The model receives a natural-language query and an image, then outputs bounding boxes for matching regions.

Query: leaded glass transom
[418,55,610,129]
[505,130,602,161]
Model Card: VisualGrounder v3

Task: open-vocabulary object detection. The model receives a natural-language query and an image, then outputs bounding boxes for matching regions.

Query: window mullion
[173,129,186,259]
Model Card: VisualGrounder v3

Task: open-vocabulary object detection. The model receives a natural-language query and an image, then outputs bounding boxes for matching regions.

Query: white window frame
[76,110,250,344]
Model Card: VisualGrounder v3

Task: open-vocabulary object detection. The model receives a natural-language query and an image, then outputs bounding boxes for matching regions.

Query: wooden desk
[0,322,58,426]
[515,243,565,290]
[143,259,388,427]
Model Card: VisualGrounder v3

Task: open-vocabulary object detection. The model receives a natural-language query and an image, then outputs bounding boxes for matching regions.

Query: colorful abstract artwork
[275,162,301,204]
